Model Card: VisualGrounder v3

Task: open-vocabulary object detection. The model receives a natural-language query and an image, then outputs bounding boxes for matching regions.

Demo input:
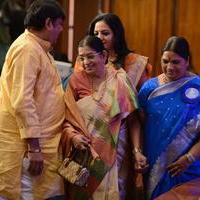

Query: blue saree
[138,75,200,200]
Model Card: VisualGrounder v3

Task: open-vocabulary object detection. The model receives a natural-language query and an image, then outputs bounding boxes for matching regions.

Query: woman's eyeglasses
[78,52,101,62]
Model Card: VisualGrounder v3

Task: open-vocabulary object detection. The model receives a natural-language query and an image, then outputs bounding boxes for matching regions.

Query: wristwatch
[28,149,41,153]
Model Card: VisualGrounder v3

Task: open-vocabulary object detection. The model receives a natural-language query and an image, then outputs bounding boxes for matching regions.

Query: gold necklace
[159,71,191,85]
[108,55,117,64]
[161,74,170,84]
[91,70,108,103]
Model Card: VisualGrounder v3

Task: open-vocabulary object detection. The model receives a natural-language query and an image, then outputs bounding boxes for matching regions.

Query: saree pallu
[138,75,200,200]
[63,69,138,200]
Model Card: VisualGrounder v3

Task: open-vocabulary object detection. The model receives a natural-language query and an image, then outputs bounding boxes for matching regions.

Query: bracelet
[132,147,142,154]
[185,152,196,163]
[28,149,41,153]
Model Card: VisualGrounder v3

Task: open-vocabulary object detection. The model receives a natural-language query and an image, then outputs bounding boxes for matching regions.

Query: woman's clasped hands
[134,152,149,173]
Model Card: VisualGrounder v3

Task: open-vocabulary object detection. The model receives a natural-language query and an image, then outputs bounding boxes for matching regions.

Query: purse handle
[68,148,91,168]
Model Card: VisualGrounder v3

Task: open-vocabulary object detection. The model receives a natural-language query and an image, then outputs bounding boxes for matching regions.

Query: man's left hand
[28,152,44,176]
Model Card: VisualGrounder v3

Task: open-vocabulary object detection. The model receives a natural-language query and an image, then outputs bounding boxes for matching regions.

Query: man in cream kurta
[0,1,66,199]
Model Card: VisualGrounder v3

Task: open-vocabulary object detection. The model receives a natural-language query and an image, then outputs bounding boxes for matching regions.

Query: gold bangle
[185,152,195,163]
[132,147,142,154]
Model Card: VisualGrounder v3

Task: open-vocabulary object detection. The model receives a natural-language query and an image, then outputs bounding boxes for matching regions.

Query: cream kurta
[0,30,65,200]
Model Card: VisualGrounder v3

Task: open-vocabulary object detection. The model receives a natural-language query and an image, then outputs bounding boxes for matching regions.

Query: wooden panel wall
[55,0,99,62]
[73,0,99,61]
[176,0,200,74]
[113,0,158,76]
[111,0,200,75]
[153,0,175,75]
[56,0,69,57]
[56,0,200,74]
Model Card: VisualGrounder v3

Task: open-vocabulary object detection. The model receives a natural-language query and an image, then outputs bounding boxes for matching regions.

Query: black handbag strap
[69,148,91,168]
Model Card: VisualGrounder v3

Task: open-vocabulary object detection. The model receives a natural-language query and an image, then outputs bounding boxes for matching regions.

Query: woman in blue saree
[138,36,200,200]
